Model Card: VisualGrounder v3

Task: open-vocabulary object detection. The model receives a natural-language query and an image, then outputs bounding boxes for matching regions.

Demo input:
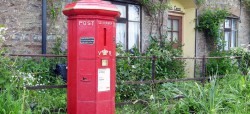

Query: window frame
[167,15,182,44]
[222,17,238,50]
[107,0,142,51]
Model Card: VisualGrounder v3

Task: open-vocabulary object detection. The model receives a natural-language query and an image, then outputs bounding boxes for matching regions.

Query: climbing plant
[135,0,170,46]
[47,0,62,24]
[196,0,205,6]
[136,0,202,46]
[242,0,250,9]
[197,9,229,51]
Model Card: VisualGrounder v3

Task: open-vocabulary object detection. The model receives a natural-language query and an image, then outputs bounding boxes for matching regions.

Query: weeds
[117,74,250,113]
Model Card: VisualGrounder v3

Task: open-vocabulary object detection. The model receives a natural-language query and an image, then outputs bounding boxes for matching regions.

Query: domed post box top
[63,0,120,17]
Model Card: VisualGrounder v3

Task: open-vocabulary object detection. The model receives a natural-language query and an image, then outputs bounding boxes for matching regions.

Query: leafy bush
[116,37,185,101]
[231,46,250,75]
[0,34,67,113]
[0,55,67,113]
[206,51,237,76]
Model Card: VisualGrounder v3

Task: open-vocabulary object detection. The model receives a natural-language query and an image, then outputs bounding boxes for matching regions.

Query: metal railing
[2,54,242,90]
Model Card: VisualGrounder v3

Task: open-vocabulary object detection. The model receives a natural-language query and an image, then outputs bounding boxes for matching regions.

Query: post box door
[78,19,96,59]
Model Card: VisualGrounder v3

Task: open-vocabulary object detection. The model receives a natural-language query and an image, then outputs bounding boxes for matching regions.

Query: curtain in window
[128,5,140,21]
[128,4,140,50]
[116,23,126,49]
[128,22,140,49]
[115,5,126,18]
[224,32,230,50]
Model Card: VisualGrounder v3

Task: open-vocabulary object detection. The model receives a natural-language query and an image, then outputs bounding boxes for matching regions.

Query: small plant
[195,0,205,6]
[48,0,62,23]
[0,25,7,47]
[242,0,250,9]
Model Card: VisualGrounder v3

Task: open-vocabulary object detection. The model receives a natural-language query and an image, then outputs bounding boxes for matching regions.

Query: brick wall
[0,0,71,54]
[196,0,250,57]
[194,0,250,77]
[0,0,249,55]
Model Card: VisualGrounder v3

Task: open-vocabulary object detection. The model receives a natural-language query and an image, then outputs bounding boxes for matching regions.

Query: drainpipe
[240,0,242,22]
[194,8,198,77]
[42,0,47,54]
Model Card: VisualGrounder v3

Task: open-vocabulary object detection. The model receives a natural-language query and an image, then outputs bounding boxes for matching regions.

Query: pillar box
[63,0,120,113]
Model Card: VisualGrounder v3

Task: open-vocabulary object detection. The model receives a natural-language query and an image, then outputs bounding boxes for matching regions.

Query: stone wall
[0,0,71,54]
[196,0,250,57]
[195,0,250,77]
[1,0,249,55]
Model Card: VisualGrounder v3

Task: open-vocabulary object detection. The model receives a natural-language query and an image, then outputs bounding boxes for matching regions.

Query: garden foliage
[116,37,185,101]
[206,50,237,76]
[0,33,67,113]
[117,74,250,114]
[1,26,250,113]
[231,46,250,75]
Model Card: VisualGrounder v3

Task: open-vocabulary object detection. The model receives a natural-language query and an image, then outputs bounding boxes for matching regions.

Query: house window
[167,16,182,43]
[222,18,238,50]
[114,3,141,51]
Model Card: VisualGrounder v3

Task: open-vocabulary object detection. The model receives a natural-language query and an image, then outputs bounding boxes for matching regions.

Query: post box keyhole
[104,28,107,46]
[83,77,87,80]
[81,77,90,82]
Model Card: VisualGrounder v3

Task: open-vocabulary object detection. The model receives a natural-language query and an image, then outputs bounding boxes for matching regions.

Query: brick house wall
[196,0,250,57]
[1,0,249,55]
[0,0,71,54]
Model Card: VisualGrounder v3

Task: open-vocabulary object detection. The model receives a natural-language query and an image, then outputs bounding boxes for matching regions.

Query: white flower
[241,44,246,47]
[150,95,155,100]
[0,27,7,42]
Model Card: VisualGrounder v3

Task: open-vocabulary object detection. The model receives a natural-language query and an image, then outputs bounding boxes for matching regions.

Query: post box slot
[104,28,107,46]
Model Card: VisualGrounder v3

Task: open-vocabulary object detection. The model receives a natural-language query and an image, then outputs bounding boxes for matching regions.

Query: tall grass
[116,73,250,113]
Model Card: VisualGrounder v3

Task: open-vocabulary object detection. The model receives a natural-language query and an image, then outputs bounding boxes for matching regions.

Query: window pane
[128,4,140,21]
[128,22,140,49]
[167,19,172,30]
[173,32,179,42]
[231,31,236,48]
[116,23,126,49]
[167,32,171,41]
[232,19,237,30]
[224,32,230,50]
[225,19,231,28]
[173,20,179,31]
[115,5,126,18]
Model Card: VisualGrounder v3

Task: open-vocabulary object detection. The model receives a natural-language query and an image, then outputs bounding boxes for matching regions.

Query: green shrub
[0,36,67,113]
[116,37,185,101]
[231,47,250,75]
[206,51,237,76]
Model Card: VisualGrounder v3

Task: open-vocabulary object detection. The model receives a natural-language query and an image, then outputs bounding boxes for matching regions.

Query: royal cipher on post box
[63,0,120,114]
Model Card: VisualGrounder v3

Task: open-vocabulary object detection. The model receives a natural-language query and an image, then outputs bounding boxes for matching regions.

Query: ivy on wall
[242,0,250,9]
[197,9,229,51]
[134,0,202,46]
[135,0,170,46]
[196,0,205,6]
[48,0,63,24]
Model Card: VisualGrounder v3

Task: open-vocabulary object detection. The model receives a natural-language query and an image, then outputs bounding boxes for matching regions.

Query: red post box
[63,0,120,113]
